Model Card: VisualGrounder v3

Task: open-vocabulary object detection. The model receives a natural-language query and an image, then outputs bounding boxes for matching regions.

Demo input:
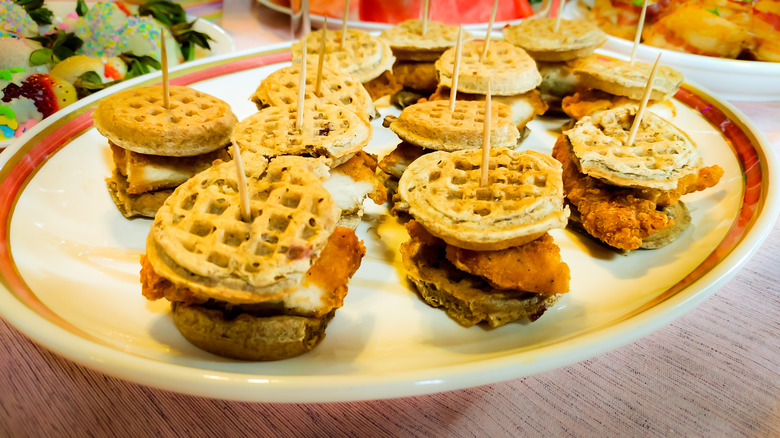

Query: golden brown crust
[93,85,237,157]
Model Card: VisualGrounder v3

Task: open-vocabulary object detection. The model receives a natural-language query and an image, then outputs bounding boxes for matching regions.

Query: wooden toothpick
[449,25,464,112]
[630,0,649,65]
[554,0,566,33]
[481,0,499,63]
[316,16,327,96]
[160,28,169,109]
[627,53,662,146]
[422,0,430,36]
[480,82,492,188]
[341,0,349,48]
[232,143,251,223]
[296,41,307,130]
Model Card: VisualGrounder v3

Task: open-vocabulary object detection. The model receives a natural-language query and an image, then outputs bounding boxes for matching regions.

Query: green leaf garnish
[76,0,89,17]
[28,30,83,65]
[29,48,53,66]
[15,0,54,25]
[120,53,162,79]
[706,6,720,16]
[170,21,213,61]
[138,0,188,27]
[632,0,644,6]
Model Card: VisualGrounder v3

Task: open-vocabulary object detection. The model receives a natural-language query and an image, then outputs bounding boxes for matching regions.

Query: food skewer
[341,0,349,48]
[315,16,327,96]
[449,26,464,112]
[422,0,430,36]
[160,28,170,109]
[480,0,499,62]
[297,41,307,129]
[232,142,251,222]
[627,53,662,146]
[630,0,649,65]
[480,82,491,187]
[554,0,566,33]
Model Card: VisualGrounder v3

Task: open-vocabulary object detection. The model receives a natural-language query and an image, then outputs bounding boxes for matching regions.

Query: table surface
[2,1,779,436]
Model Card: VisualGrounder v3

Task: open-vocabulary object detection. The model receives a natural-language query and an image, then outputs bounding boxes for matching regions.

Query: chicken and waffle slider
[251,62,377,121]
[397,147,571,328]
[93,85,237,218]
[562,55,684,120]
[140,156,365,360]
[553,106,723,251]
[231,101,385,228]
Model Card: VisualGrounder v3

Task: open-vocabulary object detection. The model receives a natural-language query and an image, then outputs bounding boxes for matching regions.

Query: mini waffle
[251,63,376,121]
[574,55,684,101]
[565,106,701,190]
[435,40,542,96]
[379,19,474,61]
[385,100,520,151]
[231,101,372,168]
[93,85,237,156]
[292,29,395,83]
[502,17,607,62]
[398,148,569,251]
[147,156,340,303]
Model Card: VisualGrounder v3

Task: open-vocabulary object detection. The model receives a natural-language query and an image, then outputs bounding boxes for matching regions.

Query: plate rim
[0,45,778,403]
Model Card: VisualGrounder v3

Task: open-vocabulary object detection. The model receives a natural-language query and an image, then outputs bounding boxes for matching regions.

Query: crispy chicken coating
[335,151,388,204]
[552,135,673,251]
[446,233,570,296]
[377,141,428,179]
[561,89,641,120]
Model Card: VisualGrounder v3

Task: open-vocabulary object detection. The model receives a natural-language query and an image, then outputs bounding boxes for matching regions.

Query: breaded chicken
[333,151,388,205]
[562,89,640,120]
[141,227,365,317]
[446,233,570,295]
[552,135,673,251]
[377,141,428,179]
[635,165,724,207]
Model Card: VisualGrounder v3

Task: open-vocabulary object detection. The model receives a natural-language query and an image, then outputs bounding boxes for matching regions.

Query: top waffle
[398,147,570,251]
[502,17,607,62]
[574,55,684,101]
[251,63,376,121]
[565,106,701,190]
[147,156,340,303]
[231,101,371,168]
[435,40,542,96]
[292,29,395,83]
[379,19,474,60]
[385,100,520,151]
[93,85,237,156]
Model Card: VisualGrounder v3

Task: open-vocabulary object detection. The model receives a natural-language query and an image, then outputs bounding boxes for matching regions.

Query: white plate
[257,0,552,31]
[0,2,235,149]
[0,45,777,403]
[564,1,780,101]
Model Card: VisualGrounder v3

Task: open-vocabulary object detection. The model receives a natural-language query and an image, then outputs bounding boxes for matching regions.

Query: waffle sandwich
[94,85,237,218]
[231,101,385,228]
[140,156,365,360]
[397,148,571,328]
[552,106,723,251]
[562,55,684,120]
[502,17,607,110]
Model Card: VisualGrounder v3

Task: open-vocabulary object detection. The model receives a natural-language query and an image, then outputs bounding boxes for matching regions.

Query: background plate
[0,46,777,402]
[564,1,780,102]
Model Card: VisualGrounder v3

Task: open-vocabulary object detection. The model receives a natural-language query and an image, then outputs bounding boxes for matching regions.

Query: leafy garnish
[73,71,121,98]
[120,53,162,79]
[28,30,84,66]
[632,0,644,6]
[76,0,89,17]
[15,0,54,25]
[171,21,213,61]
[137,0,213,61]
[137,0,187,27]
[706,6,720,15]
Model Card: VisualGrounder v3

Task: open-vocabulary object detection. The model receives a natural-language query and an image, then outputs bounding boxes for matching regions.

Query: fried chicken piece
[393,61,439,93]
[562,89,641,120]
[427,86,548,127]
[635,165,724,207]
[362,70,403,100]
[377,141,428,179]
[141,227,365,315]
[446,233,570,296]
[302,227,366,314]
[552,135,674,251]
[334,151,388,204]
